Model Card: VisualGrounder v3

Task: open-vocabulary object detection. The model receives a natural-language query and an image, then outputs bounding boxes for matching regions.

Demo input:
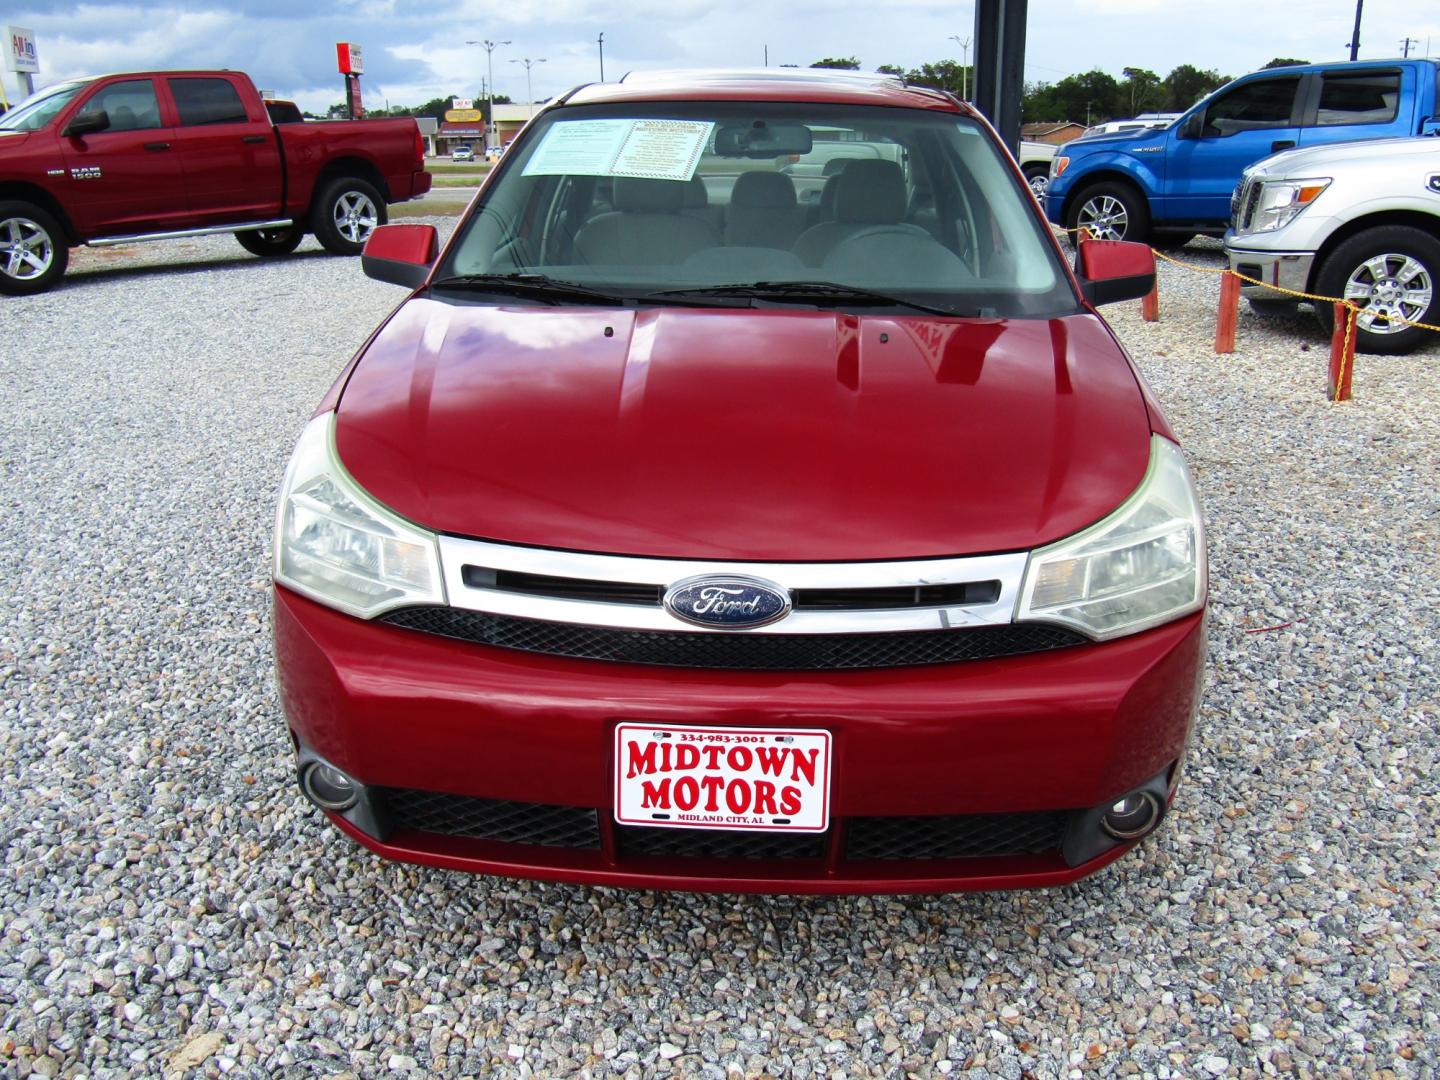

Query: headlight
[274,412,444,619]
[1246,178,1330,234]
[1017,436,1205,640]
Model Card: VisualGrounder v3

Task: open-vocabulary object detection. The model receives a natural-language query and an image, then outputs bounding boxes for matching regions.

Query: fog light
[302,761,359,811]
[1100,790,1161,840]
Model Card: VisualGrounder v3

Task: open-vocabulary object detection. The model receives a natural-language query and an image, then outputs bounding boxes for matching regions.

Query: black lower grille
[384,789,601,849]
[846,812,1068,860]
[380,607,1086,671]
[616,825,827,860]
[381,787,1069,864]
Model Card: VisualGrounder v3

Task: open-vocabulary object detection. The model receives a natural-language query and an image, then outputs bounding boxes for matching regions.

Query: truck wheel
[1021,164,1050,198]
[1066,181,1151,244]
[236,225,305,257]
[311,177,387,256]
[0,202,69,296]
[1315,226,1440,355]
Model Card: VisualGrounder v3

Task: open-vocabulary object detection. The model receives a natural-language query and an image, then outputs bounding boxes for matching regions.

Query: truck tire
[1314,226,1440,355]
[1066,180,1151,245]
[1021,163,1050,198]
[236,224,305,257]
[310,177,387,256]
[0,201,69,296]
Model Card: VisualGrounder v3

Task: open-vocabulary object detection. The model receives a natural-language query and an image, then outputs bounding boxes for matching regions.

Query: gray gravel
[1,227,1437,1079]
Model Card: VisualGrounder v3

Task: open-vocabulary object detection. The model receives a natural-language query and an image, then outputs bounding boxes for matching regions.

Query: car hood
[334,300,1153,561]
[1249,135,1440,178]
[1063,127,1167,156]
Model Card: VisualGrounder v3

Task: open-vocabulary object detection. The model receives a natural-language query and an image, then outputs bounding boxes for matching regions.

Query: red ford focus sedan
[272,69,1206,894]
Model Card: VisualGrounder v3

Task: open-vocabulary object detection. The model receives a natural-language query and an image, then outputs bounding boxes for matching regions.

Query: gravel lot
[1,225,1436,1079]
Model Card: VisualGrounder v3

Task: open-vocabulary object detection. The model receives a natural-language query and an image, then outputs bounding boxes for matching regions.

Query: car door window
[168,78,248,126]
[1203,77,1300,136]
[86,79,162,132]
[1315,70,1400,126]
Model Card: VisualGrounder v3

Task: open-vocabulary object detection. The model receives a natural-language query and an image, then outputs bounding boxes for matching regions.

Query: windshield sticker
[523,118,714,182]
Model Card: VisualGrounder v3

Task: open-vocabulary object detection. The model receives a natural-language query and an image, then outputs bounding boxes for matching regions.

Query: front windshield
[441,100,1078,317]
[0,81,90,132]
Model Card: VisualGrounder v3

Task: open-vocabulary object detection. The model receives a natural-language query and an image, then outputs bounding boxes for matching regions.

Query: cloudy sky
[4,0,1437,115]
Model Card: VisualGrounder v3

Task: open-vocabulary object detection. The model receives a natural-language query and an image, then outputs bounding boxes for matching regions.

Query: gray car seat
[792,160,916,267]
[575,177,720,266]
[724,171,801,250]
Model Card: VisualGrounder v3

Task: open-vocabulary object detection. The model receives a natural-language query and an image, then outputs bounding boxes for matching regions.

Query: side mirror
[362,224,438,289]
[1420,116,1440,137]
[1075,237,1155,306]
[1176,114,1203,141]
[64,109,110,137]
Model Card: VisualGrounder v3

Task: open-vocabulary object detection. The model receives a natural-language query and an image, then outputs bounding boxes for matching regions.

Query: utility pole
[764,45,769,67]
[1400,37,1418,58]
[511,57,547,117]
[466,38,510,155]
[948,35,971,100]
[598,32,605,81]
[1347,0,1363,61]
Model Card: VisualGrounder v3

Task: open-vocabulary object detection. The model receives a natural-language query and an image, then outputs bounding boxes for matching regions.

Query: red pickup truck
[0,70,432,294]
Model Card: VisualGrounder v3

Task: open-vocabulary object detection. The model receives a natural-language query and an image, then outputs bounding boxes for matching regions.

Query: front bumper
[1225,237,1315,301]
[273,586,1205,893]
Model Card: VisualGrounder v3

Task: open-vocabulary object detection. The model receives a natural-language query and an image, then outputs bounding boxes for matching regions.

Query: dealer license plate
[614,723,832,832]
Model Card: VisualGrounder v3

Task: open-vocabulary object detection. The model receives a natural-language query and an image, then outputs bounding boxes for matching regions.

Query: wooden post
[1328,302,1356,402]
[1142,281,1159,322]
[1214,271,1240,354]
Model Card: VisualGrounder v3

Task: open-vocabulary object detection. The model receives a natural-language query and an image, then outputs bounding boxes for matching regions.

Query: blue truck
[1045,59,1440,244]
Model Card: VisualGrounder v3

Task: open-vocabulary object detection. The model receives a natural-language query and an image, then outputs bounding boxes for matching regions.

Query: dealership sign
[7,26,38,73]
[451,98,473,110]
[445,109,484,123]
[336,42,363,75]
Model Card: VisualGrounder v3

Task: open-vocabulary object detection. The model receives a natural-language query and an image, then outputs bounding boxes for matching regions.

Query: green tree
[1262,57,1309,69]
[1122,66,1161,116]
[811,57,860,70]
[1163,64,1228,111]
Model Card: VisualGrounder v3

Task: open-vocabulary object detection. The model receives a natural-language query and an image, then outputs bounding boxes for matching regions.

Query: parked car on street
[1046,59,1440,244]
[1226,135,1440,354]
[273,68,1207,894]
[0,69,431,294]
[452,144,475,162]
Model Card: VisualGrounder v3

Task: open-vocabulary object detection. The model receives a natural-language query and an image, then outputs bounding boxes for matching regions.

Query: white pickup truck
[1225,137,1440,354]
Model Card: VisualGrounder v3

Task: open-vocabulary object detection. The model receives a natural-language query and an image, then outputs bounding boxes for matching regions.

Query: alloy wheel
[333,192,379,245]
[1076,195,1128,241]
[1343,253,1433,336]
[0,216,55,282]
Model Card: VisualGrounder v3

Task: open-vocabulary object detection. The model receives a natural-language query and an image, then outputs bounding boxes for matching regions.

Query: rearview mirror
[64,109,110,137]
[362,224,439,289]
[1075,237,1156,306]
[1177,114,1202,141]
[714,122,814,158]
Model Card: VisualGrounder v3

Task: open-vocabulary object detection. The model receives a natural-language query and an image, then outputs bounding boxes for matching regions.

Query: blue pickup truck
[1045,59,1440,244]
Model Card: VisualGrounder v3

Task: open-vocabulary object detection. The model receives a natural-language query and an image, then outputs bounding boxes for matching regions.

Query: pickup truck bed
[0,69,431,294]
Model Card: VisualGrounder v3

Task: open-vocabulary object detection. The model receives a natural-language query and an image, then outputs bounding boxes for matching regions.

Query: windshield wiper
[430,273,753,308]
[430,273,632,306]
[648,280,974,317]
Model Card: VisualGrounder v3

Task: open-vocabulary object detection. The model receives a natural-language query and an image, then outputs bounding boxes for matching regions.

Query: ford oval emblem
[663,575,792,630]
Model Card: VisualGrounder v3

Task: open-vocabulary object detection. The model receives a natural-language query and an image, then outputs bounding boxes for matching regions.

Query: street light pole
[466,38,510,155]
[949,34,971,100]
[598,32,605,81]
[511,58,547,117]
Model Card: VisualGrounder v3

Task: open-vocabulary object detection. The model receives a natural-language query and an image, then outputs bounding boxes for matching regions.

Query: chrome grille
[1233,178,1263,233]
[435,535,1031,636]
